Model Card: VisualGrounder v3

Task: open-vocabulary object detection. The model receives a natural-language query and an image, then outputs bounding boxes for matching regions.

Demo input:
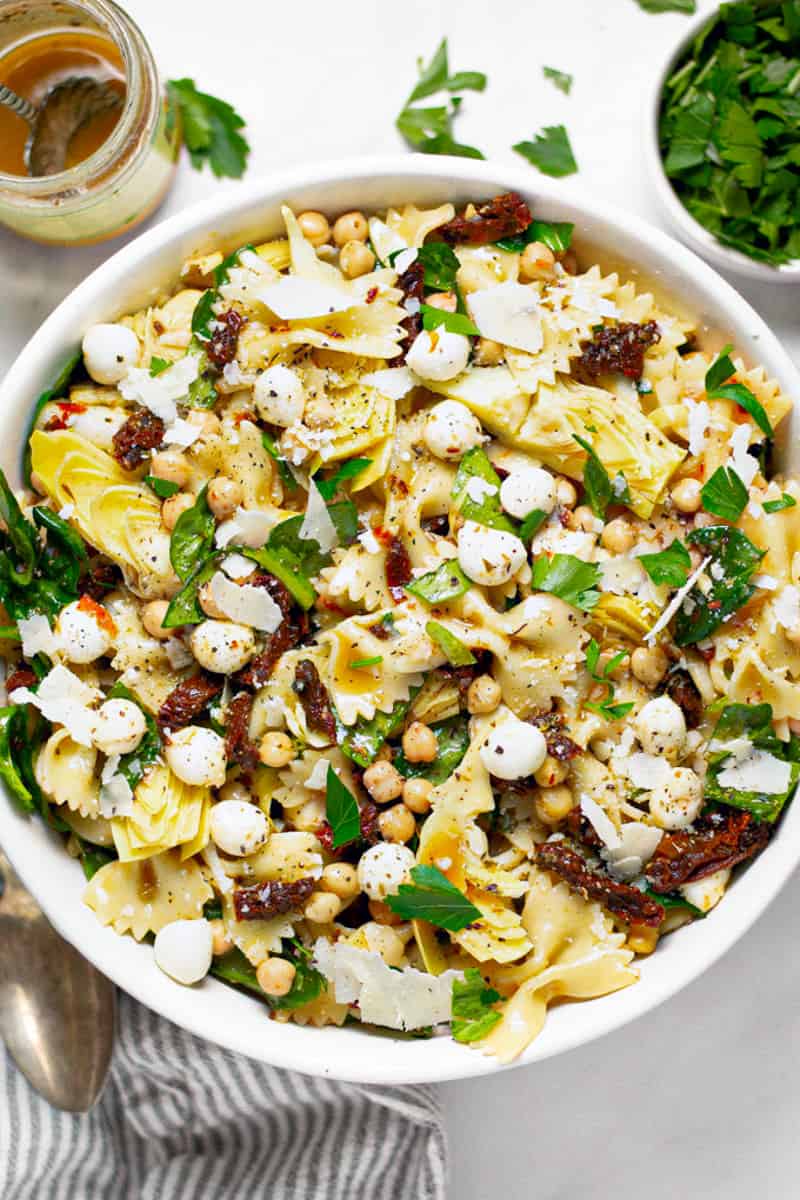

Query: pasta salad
[2,192,798,1061]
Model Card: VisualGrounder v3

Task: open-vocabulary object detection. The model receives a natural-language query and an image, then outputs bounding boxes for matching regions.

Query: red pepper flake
[77,594,117,636]
[365,286,378,304]
[232,409,256,425]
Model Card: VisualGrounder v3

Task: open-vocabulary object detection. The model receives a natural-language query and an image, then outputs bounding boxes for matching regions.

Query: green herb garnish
[385,864,481,931]
[144,475,181,499]
[338,691,419,768]
[325,764,361,849]
[315,458,373,502]
[420,304,480,336]
[704,701,800,822]
[149,356,170,376]
[169,484,215,581]
[451,968,502,1043]
[23,349,82,486]
[531,553,601,611]
[396,39,486,159]
[244,500,357,610]
[107,682,161,792]
[426,620,476,667]
[674,525,765,645]
[701,465,749,521]
[405,561,472,604]
[452,447,515,532]
[513,124,578,177]
[638,538,691,587]
[573,434,630,518]
[584,637,635,722]
[763,493,797,513]
[636,0,695,12]
[495,218,574,254]
[518,508,547,542]
[166,78,250,178]
[415,242,461,291]
[543,67,573,94]
[349,656,383,669]
[705,345,772,436]
[395,715,470,785]
[163,554,219,628]
[261,430,297,493]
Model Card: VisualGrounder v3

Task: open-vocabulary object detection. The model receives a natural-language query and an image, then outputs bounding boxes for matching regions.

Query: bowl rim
[2,153,800,1084]
[643,3,800,284]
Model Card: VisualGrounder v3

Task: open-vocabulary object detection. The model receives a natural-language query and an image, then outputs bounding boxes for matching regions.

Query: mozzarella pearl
[82,323,140,384]
[190,620,256,675]
[634,695,687,759]
[479,715,547,780]
[356,843,415,901]
[55,601,113,663]
[423,400,484,459]
[648,767,703,830]
[457,520,527,587]
[165,726,227,787]
[154,919,213,985]
[254,365,306,427]
[500,467,556,519]
[209,799,269,856]
[91,699,147,756]
[407,330,471,383]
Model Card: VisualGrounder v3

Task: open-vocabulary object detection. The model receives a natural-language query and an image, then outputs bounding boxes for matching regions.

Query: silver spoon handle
[0,84,37,125]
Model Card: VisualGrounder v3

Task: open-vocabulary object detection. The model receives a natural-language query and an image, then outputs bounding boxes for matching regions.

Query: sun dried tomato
[564,806,603,848]
[532,710,582,762]
[575,321,661,381]
[360,801,380,845]
[6,666,37,695]
[385,533,412,601]
[293,659,337,743]
[645,807,770,893]
[224,692,258,769]
[438,192,532,246]
[82,558,121,601]
[391,259,424,362]
[207,309,245,368]
[234,877,315,921]
[112,408,165,471]
[158,673,223,730]
[663,669,703,731]
[537,841,665,926]
[438,651,492,706]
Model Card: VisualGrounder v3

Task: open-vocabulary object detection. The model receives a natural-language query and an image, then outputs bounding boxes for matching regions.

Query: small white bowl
[644,5,800,284]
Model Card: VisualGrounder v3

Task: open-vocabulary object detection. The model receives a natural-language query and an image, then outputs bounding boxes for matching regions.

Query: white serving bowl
[1,156,799,1085]
[644,5,800,284]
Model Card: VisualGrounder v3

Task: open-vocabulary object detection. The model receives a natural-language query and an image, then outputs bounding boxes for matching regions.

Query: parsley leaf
[543,67,573,95]
[397,39,486,159]
[385,865,481,931]
[705,346,772,436]
[518,508,547,542]
[426,620,476,667]
[315,458,372,502]
[495,218,574,254]
[452,448,515,532]
[395,715,470,785]
[531,553,601,611]
[572,434,629,518]
[513,124,578,177]
[451,968,502,1043]
[149,356,170,376]
[638,538,691,586]
[166,79,250,178]
[420,304,480,336]
[763,493,797,513]
[325,764,361,849]
[405,561,472,604]
[674,525,765,645]
[584,637,635,722]
[701,465,749,521]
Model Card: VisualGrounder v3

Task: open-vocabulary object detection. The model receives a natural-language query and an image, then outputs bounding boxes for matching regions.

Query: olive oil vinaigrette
[0,29,125,176]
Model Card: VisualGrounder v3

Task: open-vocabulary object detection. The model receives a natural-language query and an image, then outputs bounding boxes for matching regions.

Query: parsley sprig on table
[167,78,250,179]
[396,39,487,159]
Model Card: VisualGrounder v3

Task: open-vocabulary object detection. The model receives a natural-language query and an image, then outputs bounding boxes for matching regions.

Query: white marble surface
[1,0,798,1194]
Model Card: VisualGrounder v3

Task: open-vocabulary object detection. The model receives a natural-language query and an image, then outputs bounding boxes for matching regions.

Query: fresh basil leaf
[166,78,250,179]
[405,560,472,604]
[763,493,797,513]
[513,124,578,177]
[704,701,799,822]
[144,475,181,499]
[325,763,361,849]
[149,356,171,376]
[108,682,161,791]
[426,620,476,667]
[169,484,215,581]
[23,349,82,486]
[420,304,480,336]
[638,538,691,586]
[531,553,601,611]
[385,864,481,931]
[518,508,547,542]
[315,458,373,502]
[674,525,765,645]
[395,715,470,785]
[416,243,461,292]
[452,447,516,532]
[451,967,502,1043]
[701,465,749,520]
[163,554,219,628]
[261,430,297,493]
[542,66,573,95]
[338,690,420,769]
[495,219,574,254]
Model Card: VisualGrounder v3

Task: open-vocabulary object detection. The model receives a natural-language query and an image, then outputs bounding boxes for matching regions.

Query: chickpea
[218,780,252,805]
[185,410,221,438]
[466,674,502,715]
[150,449,191,488]
[473,337,504,367]
[142,600,171,639]
[534,784,575,825]
[401,721,437,763]
[362,760,404,804]
[559,249,579,275]
[304,891,341,924]
[333,210,369,246]
[671,477,702,514]
[378,802,417,844]
[339,240,376,279]
[209,918,233,957]
[630,644,669,688]
[258,731,294,768]
[570,505,598,533]
[403,776,433,814]
[534,755,568,788]
[256,956,297,996]
[555,477,578,509]
[601,516,636,554]
[161,492,194,531]
[519,241,556,282]
[368,899,404,925]
[198,581,228,620]
[425,291,457,312]
[321,862,360,901]
[627,925,660,956]
[207,475,243,520]
[297,210,330,246]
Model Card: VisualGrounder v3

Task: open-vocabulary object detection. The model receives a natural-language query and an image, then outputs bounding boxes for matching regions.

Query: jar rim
[0,0,159,195]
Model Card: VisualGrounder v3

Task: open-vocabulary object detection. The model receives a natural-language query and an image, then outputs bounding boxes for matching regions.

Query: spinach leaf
[415,243,461,291]
[495,219,573,254]
[33,506,88,595]
[325,764,361,849]
[704,701,799,822]
[395,715,470,785]
[426,620,476,667]
[451,968,502,1042]
[315,458,372,502]
[244,500,357,610]
[269,940,326,1011]
[674,525,765,644]
[452,447,516,532]
[0,471,36,586]
[108,682,161,791]
[763,493,797,513]
[404,560,472,604]
[644,887,705,917]
[144,475,181,499]
[518,508,547,542]
[638,538,691,586]
[513,124,578,177]
[0,707,35,811]
[261,431,297,493]
[169,485,215,581]
[23,350,82,486]
[80,843,117,881]
[163,554,219,628]
[211,947,264,996]
[531,553,601,611]
[636,0,695,11]
[338,690,420,768]
[385,864,481,931]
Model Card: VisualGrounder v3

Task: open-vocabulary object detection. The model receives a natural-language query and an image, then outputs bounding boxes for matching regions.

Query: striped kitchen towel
[0,993,447,1199]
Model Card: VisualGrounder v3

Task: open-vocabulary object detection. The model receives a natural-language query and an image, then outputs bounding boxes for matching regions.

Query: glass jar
[0,0,180,244]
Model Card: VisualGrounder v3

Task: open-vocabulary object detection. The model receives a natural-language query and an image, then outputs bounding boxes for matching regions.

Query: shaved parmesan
[685,398,711,457]
[221,553,257,580]
[579,795,621,850]
[358,528,381,555]
[304,759,331,791]
[361,367,415,400]
[645,555,711,643]
[202,843,234,895]
[603,822,663,882]
[118,354,200,424]
[166,638,194,669]
[313,938,462,1031]
[393,248,418,274]
[18,614,59,659]
[717,748,791,794]
[614,752,673,791]
[753,574,778,591]
[467,283,544,355]
[773,584,800,633]
[368,216,407,265]
[207,571,283,632]
[99,772,134,819]
[162,417,202,448]
[727,424,758,488]
[10,664,100,747]
[215,507,282,548]
[256,276,353,320]
[299,478,337,554]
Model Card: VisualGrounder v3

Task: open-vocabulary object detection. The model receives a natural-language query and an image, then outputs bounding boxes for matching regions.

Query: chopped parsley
[325,765,361,849]
[451,968,502,1043]
[396,39,486,159]
[584,638,634,722]
[573,434,630,518]
[701,465,749,521]
[420,304,480,336]
[405,561,472,604]
[531,553,601,612]
[167,78,250,178]
[542,67,573,95]
[705,345,772,437]
[315,457,373,501]
[638,538,691,587]
[385,864,481,931]
[513,124,578,177]
[673,525,765,645]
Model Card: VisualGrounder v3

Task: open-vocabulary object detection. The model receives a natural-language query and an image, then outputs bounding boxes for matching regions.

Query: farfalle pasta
[2,192,797,1061]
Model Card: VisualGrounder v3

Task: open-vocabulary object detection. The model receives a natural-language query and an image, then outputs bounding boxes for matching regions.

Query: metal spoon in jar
[0,848,115,1112]
[0,76,122,177]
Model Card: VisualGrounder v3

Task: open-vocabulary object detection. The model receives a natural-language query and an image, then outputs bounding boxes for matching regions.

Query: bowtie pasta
[3,193,798,1061]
